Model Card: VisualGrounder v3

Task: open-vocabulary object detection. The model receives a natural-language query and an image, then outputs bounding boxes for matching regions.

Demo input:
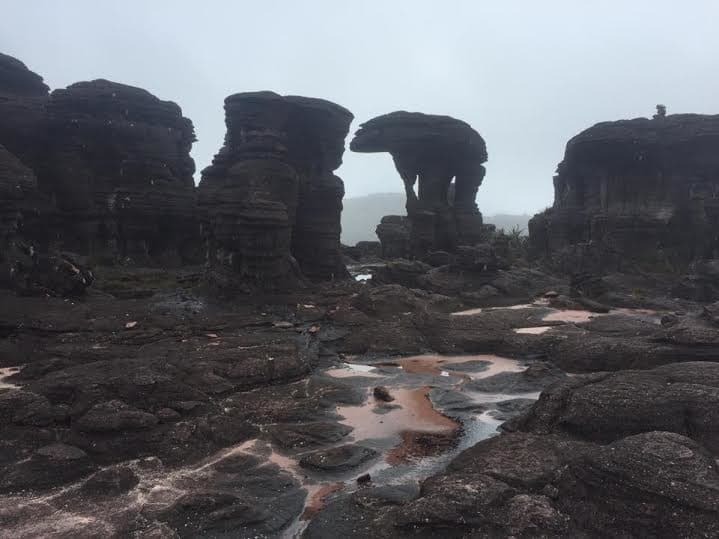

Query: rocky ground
[1,264,719,538]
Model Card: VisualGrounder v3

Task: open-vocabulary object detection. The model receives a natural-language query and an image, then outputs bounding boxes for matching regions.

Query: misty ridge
[342,192,530,245]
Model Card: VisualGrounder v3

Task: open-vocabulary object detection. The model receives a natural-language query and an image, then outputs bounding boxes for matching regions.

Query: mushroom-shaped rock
[350,111,488,256]
[198,91,353,293]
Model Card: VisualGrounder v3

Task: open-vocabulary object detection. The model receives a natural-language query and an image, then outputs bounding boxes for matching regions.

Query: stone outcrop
[375,215,410,258]
[37,80,200,264]
[351,112,488,258]
[530,113,719,273]
[198,91,353,293]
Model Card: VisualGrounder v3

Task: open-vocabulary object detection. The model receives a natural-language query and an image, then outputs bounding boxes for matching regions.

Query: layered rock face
[351,112,488,258]
[38,80,199,264]
[0,145,92,296]
[0,53,49,168]
[529,114,719,272]
[198,91,353,293]
[0,145,40,261]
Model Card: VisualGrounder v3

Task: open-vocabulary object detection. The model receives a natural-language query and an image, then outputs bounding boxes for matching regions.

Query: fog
[2,0,717,214]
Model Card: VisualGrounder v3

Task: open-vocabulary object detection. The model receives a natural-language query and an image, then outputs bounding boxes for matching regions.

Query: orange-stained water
[301,483,345,519]
[337,386,459,442]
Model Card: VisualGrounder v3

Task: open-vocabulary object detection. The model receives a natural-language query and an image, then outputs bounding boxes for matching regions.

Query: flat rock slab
[267,421,353,449]
[299,444,379,472]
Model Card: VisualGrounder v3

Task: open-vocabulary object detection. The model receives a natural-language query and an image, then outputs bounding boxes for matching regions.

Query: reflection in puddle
[451,307,483,316]
[0,366,22,389]
[325,363,382,378]
[541,309,595,323]
[451,299,551,316]
[514,326,552,334]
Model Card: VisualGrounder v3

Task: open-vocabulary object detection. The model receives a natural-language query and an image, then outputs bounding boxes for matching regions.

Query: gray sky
[2,1,718,214]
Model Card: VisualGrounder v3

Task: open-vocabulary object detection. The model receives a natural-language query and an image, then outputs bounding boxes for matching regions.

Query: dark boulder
[513,362,719,452]
[555,431,719,538]
[375,215,411,259]
[0,443,94,492]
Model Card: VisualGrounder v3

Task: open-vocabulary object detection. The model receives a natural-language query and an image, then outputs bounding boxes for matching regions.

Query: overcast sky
[2,1,718,214]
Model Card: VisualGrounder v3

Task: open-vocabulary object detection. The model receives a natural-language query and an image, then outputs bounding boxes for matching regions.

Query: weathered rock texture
[198,91,353,293]
[530,114,719,273]
[351,112,488,258]
[0,144,41,288]
[375,215,410,258]
[0,145,92,296]
[0,53,49,168]
[37,80,199,264]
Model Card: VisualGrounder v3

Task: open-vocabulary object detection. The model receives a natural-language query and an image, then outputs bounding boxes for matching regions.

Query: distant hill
[342,193,405,245]
[341,193,530,245]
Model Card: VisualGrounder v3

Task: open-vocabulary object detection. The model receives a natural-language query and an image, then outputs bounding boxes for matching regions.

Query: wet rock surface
[1,262,718,537]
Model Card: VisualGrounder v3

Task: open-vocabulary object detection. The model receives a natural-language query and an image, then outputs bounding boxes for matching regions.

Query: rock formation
[0,145,92,296]
[37,80,199,264]
[0,144,41,280]
[350,112,488,258]
[529,113,719,273]
[375,215,410,258]
[0,53,49,169]
[198,91,353,293]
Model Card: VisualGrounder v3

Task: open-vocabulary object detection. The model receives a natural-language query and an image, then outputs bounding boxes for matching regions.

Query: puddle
[513,326,552,334]
[541,309,595,323]
[337,386,459,441]
[451,307,484,316]
[354,274,372,282]
[0,366,22,389]
[324,363,382,378]
[451,298,551,316]
[392,354,525,379]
